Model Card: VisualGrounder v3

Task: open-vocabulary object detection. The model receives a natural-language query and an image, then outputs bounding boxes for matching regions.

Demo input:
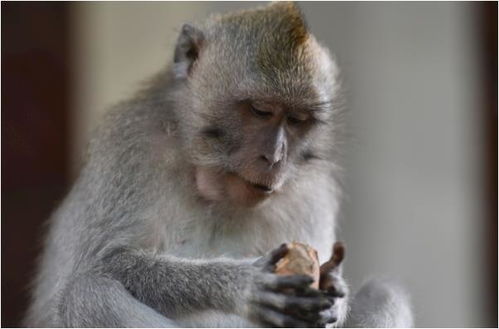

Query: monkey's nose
[260,154,282,168]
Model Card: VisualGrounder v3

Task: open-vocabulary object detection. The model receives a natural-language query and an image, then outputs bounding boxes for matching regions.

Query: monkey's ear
[173,24,205,79]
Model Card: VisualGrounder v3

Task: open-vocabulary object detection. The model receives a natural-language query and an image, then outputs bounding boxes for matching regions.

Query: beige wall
[70,3,492,326]
[70,2,212,171]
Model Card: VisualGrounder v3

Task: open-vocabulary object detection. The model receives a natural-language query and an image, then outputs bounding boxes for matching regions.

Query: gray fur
[346,278,414,328]
[25,3,411,328]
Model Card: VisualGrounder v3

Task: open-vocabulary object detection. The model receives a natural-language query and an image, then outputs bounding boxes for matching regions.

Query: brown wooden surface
[2,3,71,327]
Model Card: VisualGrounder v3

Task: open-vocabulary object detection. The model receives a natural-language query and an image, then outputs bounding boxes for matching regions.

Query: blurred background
[2,2,497,327]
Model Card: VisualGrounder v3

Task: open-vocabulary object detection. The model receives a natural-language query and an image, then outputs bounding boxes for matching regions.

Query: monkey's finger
[325,286,346,298]
[255,292,332,314]
[292,308,323,324]
[331,241,345,265]
[319,274,348,297]
[255,307,313,328]
[319,242,345,275]
[317,307,338,327]
[255,243,289,271]
[296,286,325,298]
[268,243,290,265]
[323,242,345,270]
[264,274,314,291]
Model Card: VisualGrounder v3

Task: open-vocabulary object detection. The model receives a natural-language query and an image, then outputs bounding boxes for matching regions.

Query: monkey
[25,2,413,328]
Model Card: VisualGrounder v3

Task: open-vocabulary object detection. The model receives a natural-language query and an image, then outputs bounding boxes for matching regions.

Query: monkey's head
[171,2,342,207]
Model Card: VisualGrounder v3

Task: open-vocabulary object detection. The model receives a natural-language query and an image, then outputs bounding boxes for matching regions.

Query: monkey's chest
[156,213,335,262]
[165,223,287,259]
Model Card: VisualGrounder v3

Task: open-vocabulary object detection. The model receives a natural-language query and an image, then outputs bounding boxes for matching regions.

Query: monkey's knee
[346,278,413,328]
[58,274,122,327]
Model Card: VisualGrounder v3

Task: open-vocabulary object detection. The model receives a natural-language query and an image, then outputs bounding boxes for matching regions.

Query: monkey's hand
[317,242,349,328]
[241,244,333,327]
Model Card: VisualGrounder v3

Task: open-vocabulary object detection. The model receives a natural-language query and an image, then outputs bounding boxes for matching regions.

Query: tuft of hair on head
[212,1,309,52]
[211,1,312,87]
[243,1,310,54]
[265,1,309,47]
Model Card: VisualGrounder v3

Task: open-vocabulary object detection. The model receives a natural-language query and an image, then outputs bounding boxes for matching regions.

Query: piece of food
[275,242,320,289]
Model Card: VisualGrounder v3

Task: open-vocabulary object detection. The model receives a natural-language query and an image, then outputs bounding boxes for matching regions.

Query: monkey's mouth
[235,174,275,194]
[250,182,273,193]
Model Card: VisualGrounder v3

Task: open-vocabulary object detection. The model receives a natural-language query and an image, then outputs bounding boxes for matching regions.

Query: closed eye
[287,116,307,125]
[250,105,272,118]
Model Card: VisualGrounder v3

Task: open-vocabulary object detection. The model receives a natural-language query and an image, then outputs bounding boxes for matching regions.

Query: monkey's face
[189,84,335,207]
[194,99,322,206]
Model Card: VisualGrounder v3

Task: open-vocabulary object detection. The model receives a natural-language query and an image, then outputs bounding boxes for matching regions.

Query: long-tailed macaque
[26,3,413,327]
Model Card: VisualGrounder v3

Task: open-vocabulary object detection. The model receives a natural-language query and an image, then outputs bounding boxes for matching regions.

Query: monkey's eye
[287,115,307,125]
[250,105,272,118]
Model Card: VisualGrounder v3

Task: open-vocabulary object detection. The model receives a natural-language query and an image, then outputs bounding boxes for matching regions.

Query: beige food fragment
[275,242,320,289]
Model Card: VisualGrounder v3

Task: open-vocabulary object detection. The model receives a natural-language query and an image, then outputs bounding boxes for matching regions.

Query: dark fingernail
[296,275,314,284]
[327,287,345,298]
[302,288,322,297]
[322,300,333,309]
[331,291,345,298]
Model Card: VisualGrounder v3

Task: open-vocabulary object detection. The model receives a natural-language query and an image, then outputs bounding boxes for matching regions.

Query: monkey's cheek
[195,167,226,202]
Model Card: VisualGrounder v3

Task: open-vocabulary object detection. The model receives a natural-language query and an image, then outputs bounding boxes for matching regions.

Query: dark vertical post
[1,2,71,326]
[476,2,498,326]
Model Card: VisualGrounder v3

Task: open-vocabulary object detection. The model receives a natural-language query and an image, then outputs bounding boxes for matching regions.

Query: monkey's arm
[100,247,251,317]
[99,245,331,327]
